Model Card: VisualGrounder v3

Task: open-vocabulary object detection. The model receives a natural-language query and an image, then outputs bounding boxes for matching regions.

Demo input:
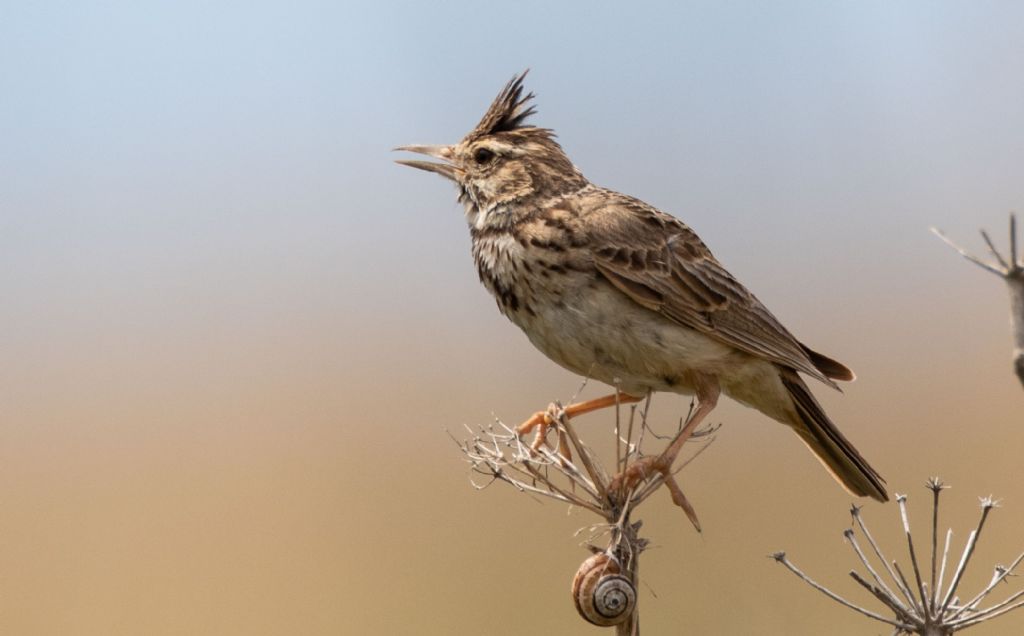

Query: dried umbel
[774,479,1024,634]
[455,393,714,633]
[572,552,637,627]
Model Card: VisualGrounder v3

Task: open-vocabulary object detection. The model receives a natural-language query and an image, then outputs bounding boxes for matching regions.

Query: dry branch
[452,390,718,634]
[932,214,1024,387]
[774,478,1024,634]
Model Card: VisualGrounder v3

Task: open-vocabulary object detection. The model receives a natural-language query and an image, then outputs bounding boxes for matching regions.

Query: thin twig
[950,589,1024,629]
[896,494,929,615]
[771,553,914,630]
[892,560,924,617]
[940,499,996,614]
[852,506,920,611]
[557,409,609,503]
[981,229,1011,270]
[948,551,1024,620]
[931,227,1006,276]
[522,461,606,516]
[845,528,910,616]
[1011,213,1019,269]
[848,570,919,626]
[780,479,1024,634]
[935,528,953,611]
[457,392,719,634]
[927,478,945,614]
[622,404,638,471]
[615,390,623,473]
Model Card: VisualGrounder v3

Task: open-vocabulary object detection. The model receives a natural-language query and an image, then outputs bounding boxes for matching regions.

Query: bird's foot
[608,387,718,533]
[662,472,701,532]
[516,403,574,466]
[515,407,554,450]
[609,454,667,492]
[515,393,644,462]
[610,455,701,532]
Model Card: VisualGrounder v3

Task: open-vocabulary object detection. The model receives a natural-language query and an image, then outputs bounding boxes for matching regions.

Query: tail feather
[781,371,887,502]
[801,344,856,382]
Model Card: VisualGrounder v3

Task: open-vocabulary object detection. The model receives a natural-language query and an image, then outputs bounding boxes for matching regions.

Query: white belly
[509,280,746,396]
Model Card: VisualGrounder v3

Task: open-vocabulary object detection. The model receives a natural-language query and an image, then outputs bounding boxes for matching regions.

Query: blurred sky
[2,2,1023,634]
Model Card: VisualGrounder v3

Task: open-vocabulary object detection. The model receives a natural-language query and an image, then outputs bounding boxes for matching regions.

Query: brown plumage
[397,71,887,502]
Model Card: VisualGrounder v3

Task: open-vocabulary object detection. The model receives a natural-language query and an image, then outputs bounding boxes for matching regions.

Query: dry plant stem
[852,506,921,611]
[611,519,644,636]
[932,214,1024,387]
[930,480,942,608]
[517,392,644,451]
[554,408,609,502]
[608,387,715,530]
[935,528,953,610]
[1010,274,1024,384]
[609,399,713,532]
[848,570,916,624]
[844,529,911,616]
[892,560,924,617]
[952,588,1024,629]
[952,552,1024,621]
[614,394,623,472]
[619,397,651,474]
[456,391,718,635]
[939,500,995,615]
[628,398,650,465]
[771,552,913,630]
[897,495,930,615]
[776,480,1024,634]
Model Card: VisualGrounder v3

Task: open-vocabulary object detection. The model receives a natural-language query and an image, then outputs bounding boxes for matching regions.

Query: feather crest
[469,70,538,139]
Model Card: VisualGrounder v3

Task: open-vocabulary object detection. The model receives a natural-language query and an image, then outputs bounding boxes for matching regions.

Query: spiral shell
[571,552,637,626]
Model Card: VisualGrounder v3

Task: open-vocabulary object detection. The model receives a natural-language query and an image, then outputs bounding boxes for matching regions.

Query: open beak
[393,144,459,181]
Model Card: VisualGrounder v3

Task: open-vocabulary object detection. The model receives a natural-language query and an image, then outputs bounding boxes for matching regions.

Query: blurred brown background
[3,2,1023,634]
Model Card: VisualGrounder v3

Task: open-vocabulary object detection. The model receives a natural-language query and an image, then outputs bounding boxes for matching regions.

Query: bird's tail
[781,371,888,502]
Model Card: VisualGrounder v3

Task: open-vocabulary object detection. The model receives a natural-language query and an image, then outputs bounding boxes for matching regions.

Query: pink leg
[516,392,644,451]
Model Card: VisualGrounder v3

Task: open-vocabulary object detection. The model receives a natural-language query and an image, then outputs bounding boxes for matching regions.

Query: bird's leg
[516,392,644,453]
[663,472,702,532]
[652,379,718,472]
[611,375,719,527]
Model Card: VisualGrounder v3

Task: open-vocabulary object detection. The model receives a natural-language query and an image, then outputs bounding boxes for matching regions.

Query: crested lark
[396,71,887,502]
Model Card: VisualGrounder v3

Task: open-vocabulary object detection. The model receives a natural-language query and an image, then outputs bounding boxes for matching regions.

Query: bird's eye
[473,148,495,164]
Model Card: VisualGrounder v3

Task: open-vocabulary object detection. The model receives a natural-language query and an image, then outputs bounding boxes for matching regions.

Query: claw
[515,392,644,454]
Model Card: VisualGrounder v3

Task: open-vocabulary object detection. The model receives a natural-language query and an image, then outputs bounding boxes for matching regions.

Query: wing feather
[583,192,847,387]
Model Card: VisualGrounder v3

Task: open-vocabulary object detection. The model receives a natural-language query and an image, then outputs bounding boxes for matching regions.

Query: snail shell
[572,552,637,626]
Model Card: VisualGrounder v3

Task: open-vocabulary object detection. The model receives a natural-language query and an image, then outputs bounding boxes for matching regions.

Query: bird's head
[396,71,586,229]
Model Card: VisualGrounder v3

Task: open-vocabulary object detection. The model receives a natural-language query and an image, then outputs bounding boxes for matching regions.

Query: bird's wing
[582,192,847,388]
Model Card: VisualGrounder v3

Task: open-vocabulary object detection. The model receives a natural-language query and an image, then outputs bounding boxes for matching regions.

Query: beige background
[4,2,1024,634]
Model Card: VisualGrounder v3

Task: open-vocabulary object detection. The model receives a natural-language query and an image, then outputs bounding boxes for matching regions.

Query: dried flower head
[773,479,1024,634]
[451,387,718,635]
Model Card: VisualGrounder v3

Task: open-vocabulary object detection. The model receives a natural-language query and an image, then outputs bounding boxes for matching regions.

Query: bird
[396,71,888,503]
